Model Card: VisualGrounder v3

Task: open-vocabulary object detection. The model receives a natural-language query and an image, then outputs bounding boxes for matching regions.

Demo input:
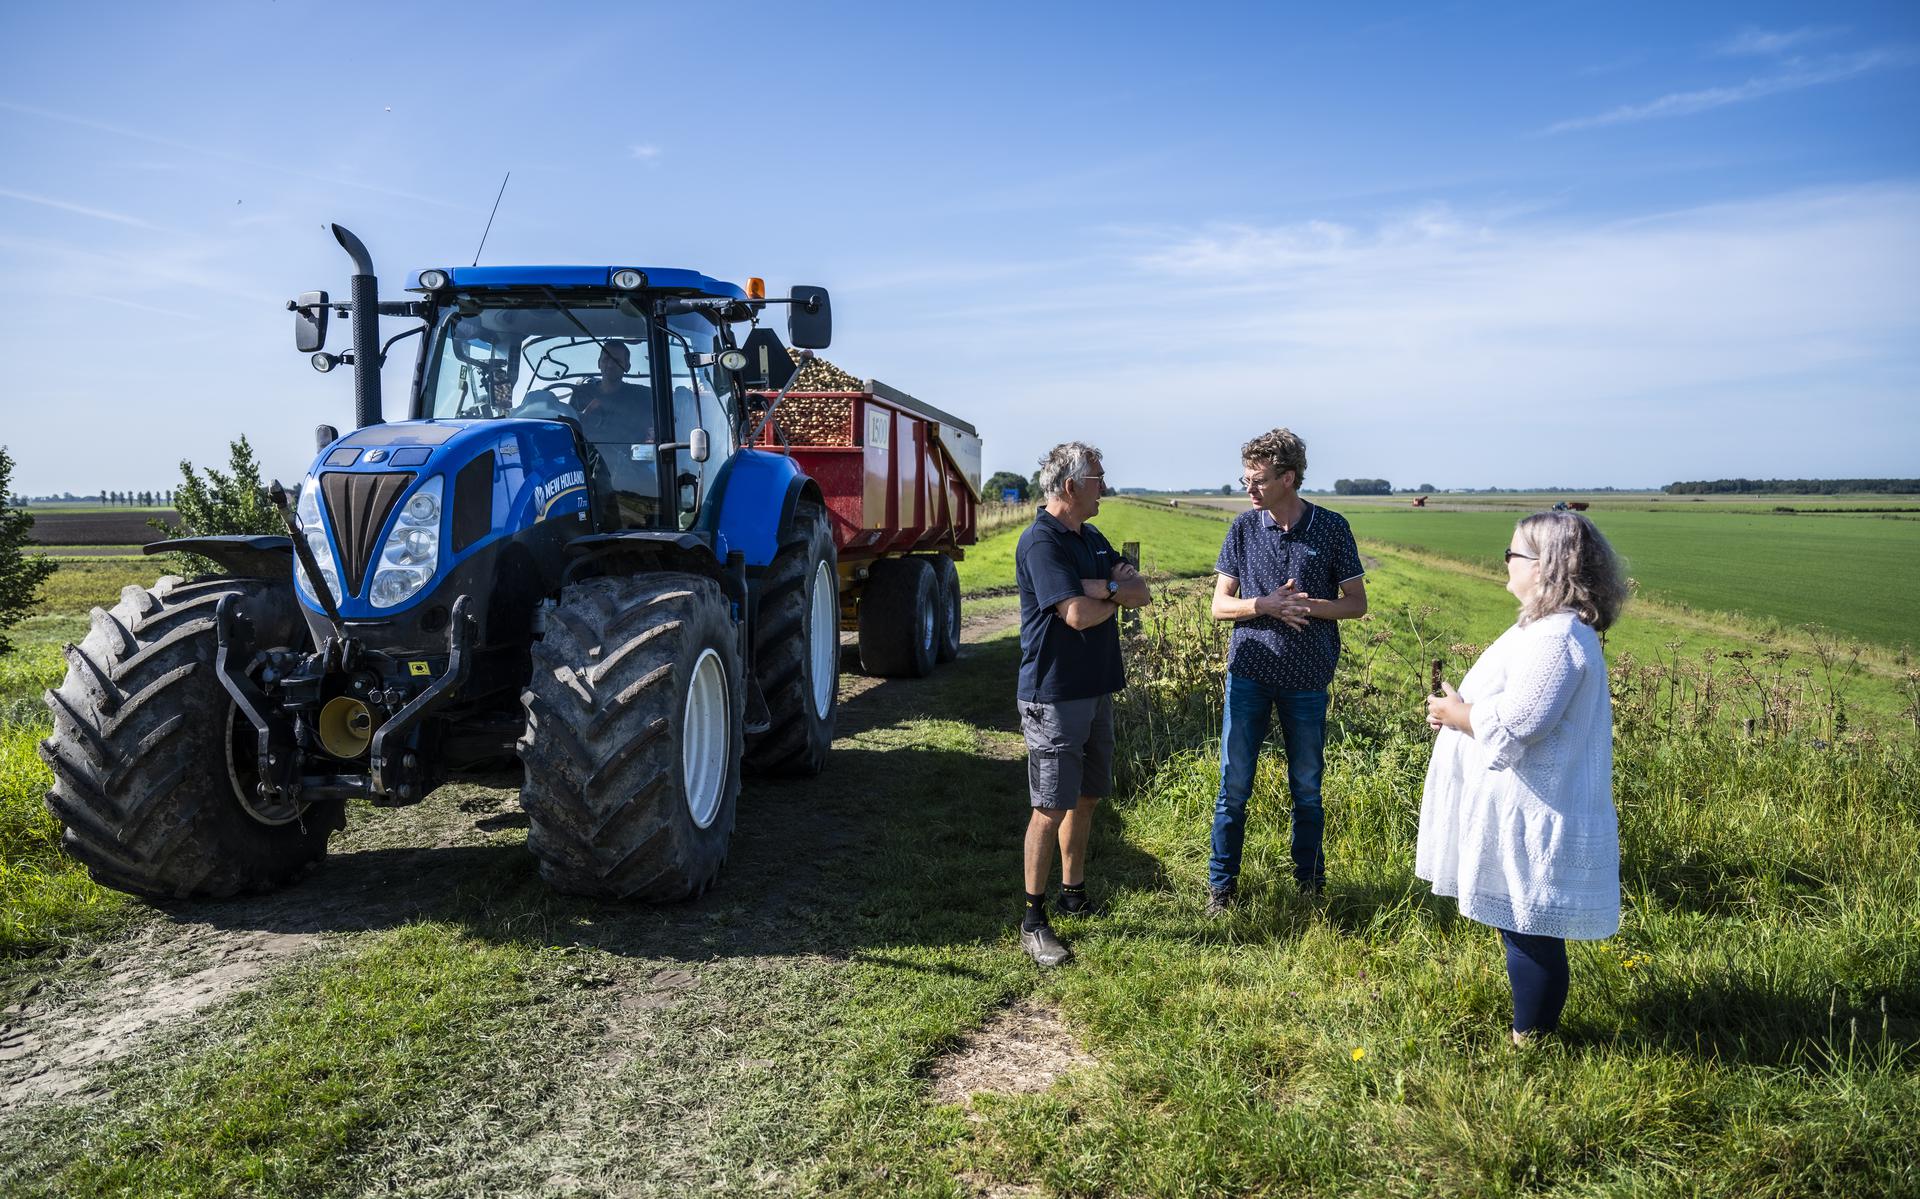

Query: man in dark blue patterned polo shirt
[1207,427,1368,912]
[1013,442,1152,966]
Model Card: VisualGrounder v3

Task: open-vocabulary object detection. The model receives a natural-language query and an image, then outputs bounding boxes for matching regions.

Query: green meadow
[1318,504,1919,652]
[0,506,1913,1196]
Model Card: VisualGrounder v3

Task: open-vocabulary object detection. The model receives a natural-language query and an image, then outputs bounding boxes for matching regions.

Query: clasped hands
[1249,578,1312,630]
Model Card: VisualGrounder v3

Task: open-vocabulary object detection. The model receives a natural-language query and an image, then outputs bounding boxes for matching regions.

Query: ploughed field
[23,508,178,549]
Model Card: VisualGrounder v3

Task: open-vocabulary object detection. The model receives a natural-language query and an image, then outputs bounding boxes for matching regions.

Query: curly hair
[1515,511,1629,632]
[1240,427,1307,488]
[1036,441,1102,500]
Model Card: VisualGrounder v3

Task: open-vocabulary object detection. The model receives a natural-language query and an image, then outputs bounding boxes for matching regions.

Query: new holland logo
[535,470,586,515]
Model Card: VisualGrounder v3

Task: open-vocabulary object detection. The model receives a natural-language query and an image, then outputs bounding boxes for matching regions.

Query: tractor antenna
[471,171,510,266]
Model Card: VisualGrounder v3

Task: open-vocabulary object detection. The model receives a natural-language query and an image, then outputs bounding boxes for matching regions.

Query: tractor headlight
[294,479,342,606]
[370,475,444,609]
[417,268,449,290]
[612,268,645,290]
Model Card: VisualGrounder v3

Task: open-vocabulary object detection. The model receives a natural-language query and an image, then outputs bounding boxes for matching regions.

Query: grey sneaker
[1204,887,1235,917]
[1020,924,1072,967]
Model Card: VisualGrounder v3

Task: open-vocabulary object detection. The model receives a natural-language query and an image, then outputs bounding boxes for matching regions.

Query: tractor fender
[144,535,294,580]
[704,450,820,570]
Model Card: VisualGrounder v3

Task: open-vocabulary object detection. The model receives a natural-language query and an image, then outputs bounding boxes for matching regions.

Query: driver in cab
[576,340,654,449]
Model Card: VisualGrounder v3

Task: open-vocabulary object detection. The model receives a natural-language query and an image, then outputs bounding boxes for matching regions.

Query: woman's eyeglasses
[1503,549,1537,563]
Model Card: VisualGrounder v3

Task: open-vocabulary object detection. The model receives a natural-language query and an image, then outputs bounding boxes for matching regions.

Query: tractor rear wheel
[39,575,343,899]
[745,500,838,778]
[856,556,936,678]
[519,573,743,900]
[913,553,962,663]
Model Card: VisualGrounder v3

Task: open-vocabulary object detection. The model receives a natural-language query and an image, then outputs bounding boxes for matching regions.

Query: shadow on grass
[1598,972,1920,1069]
[168,629,1166,969]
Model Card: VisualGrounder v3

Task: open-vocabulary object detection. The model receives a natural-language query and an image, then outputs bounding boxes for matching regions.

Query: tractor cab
[409,267,746,533]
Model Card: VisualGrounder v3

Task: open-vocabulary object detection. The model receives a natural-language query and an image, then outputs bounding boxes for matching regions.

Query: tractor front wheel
[40,575,343,899]
[519,574,743,900]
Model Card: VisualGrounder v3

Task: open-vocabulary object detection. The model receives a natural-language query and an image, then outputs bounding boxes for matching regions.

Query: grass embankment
[2,531,1915,1195]
[1325,504,1920,652]
[958,498,1229,597]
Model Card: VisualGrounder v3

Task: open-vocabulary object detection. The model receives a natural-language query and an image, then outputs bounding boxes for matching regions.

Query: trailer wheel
[520,573,743,900]
[745,500,838,778]
[857,556,937,678]
[913,553,962,663]
[39,576,343,899]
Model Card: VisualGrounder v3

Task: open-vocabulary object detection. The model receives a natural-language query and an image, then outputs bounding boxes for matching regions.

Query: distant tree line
[1333,478,1392,495]
[97,490,176,506]
[1663,478,1920,495]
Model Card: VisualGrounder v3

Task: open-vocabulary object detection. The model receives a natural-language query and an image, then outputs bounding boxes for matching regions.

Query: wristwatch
[1106,579,1120,599]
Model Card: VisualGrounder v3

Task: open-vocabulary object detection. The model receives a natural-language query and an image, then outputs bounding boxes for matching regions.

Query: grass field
[0,517,1914,1195]
[1318,505,1919,652]
[958,498,1232,596]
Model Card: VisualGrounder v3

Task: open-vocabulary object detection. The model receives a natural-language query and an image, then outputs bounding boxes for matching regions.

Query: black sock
[1059,882,1088,913]
[1021,892,1048,931]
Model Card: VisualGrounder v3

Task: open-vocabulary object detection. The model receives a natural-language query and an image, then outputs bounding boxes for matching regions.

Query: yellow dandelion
[1351,1047,1366,1062]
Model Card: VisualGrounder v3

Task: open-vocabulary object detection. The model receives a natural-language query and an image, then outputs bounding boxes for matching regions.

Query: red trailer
[752,378,982,677]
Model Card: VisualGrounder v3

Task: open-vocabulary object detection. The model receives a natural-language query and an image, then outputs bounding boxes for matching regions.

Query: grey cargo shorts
[1018,695,1115,811]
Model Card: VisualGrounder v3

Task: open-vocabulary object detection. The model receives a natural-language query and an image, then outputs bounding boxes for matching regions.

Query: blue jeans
[1209,675,1329,893]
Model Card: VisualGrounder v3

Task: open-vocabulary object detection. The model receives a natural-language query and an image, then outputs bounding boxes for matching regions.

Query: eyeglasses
[1503,549,1537,563]
[1239,476,1274,491]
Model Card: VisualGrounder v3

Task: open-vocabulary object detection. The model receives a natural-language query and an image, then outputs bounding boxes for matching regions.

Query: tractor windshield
[421,298,663,526]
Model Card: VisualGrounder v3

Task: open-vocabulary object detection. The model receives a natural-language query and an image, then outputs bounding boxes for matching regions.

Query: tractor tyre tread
[519,574,743,900]
[745,500,837,778]
[39,575,342,900]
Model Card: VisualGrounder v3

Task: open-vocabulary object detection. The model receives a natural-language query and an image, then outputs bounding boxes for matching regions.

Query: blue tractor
[42,227,844,900]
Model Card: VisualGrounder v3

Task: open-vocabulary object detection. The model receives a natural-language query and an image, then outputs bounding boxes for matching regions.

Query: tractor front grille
[320,471,414,597]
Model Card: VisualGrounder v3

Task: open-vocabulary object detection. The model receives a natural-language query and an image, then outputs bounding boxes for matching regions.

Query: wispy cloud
[630,143,661,163]
[0,185,162,230]
[910,186,1920,486]
[1716,26,1845,58]
[1544,48,1908,134]
[0,100,470,211]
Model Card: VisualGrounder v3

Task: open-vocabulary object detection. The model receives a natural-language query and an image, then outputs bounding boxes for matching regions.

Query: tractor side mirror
[787,286,831,349]
[689,427,710,464]
[291,291,329,353]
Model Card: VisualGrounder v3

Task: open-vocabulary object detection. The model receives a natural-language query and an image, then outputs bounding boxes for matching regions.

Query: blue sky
[2,1,1916,495]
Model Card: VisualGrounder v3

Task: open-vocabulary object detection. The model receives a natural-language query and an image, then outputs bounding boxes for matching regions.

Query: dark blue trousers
[1499,928,1570,1035]
[1209,675,1328,892]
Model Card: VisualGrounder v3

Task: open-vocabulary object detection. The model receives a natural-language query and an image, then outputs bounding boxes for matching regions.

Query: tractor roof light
[746,277,766,300]
[612,269,646,290]
[417,268,450,290]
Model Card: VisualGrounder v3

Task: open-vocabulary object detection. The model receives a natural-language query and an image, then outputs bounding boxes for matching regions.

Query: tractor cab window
[422,299,663,529]
[664,311,734,530]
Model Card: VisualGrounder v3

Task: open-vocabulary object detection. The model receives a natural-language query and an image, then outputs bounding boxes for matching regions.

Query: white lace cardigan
[1416,611,1620,940]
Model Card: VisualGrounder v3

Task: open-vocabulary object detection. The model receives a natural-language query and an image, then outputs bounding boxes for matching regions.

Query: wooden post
[1121,540,1141,633]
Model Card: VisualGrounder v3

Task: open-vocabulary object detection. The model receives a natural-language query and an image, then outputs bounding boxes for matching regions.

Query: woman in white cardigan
[1419,511,1629,1044]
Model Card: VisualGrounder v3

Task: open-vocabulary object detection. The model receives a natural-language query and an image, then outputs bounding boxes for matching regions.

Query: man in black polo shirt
[1207,427,1367,912]
[1014,442,1152,966]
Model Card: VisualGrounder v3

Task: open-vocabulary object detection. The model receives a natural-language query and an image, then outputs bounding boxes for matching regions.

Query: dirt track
[2,603,1031,1126]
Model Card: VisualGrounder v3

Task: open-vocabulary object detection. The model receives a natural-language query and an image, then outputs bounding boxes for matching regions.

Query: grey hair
[1515,511,1629,632]
[1036,442,1102,500]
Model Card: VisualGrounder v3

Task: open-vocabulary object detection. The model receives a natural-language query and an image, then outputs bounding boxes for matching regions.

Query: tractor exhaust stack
[330,224,384,429]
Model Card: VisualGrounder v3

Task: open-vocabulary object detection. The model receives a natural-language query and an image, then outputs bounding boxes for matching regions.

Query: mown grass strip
[6,924,556,1199]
